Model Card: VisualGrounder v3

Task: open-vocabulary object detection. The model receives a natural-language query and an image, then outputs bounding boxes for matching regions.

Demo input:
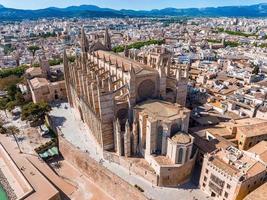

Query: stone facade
[64,28,193,186]
[199,146,266,200]
[64,28,189,151]
[28,78,66,103]
[58,135,147,200]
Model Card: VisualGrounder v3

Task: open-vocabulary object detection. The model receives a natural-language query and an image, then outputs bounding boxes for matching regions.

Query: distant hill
[1,3,267,21]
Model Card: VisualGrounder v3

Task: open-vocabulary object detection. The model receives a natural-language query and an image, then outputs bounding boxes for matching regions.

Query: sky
[0,0,267,10]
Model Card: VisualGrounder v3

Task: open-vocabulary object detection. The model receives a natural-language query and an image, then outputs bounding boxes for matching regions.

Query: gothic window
[156,126,163,154]
[178,148,184,164]
[116,108,128,130]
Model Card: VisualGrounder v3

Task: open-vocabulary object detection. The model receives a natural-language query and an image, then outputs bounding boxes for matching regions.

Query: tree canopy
[0,75,23,90]
[112,39,164,53]
[0,65,27,78]
[21,102,51,122]
[28,45,40,57]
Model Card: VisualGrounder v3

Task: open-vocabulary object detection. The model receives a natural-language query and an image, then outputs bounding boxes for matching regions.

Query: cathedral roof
[96,50,157,74]
[136,100,189,120]
[171,133,191,144]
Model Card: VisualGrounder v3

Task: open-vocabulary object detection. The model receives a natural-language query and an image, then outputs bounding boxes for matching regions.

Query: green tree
[6,101,16,111]
[15,92,25,106]
[28,45,40,57]
[28,45,40,67]
[0,98,8,117]
[21,102,51,123]
[7,84,18,101]
[48,58,63,66]
[0,75,23,91]
[112,39,164,53]
[0,122,7,134]
[0,65,27,78]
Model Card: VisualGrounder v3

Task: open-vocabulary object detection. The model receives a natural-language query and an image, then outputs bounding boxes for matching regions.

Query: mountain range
[1,3,267,21]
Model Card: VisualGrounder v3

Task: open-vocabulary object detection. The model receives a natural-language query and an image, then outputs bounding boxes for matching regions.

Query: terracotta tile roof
[244,182,267,200]
[237,122,267,137]
[211,157,239,176]
[29,77,49,89]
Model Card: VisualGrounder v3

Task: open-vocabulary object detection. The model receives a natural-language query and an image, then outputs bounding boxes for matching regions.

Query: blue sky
[0,0,267,10]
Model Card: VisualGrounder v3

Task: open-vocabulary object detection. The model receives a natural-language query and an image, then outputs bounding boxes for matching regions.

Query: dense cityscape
[0,2,267,200]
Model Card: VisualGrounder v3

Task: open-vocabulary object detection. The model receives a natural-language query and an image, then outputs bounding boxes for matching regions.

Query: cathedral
[63,28,196,186]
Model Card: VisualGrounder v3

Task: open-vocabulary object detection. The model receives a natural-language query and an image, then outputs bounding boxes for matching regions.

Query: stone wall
[103,152,158,185]
[158,155,196,187]
[58,136,147,200]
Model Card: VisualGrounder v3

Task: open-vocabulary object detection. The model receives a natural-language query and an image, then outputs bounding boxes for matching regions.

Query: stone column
[132,120,138,155]
[114,119,122,156]
[161,125,170,155]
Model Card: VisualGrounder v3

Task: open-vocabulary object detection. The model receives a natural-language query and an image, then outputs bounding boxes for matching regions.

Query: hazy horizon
[0,0,267,10]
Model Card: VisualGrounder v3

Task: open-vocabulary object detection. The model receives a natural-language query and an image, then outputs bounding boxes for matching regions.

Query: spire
[116,118,121,132]
[125,120,130,131]
[81,27,89,53]
[124,45,129,57]
[104,27,111,51]
[130,64,135,77]
[176,67,181,81]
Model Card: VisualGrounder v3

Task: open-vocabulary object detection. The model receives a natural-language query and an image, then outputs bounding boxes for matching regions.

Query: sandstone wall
[103,151,158,185]
[58,136,147,200]
[159,157,196,187]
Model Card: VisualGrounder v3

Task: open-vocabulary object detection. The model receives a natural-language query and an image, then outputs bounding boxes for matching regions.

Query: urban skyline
[0,2,267,200]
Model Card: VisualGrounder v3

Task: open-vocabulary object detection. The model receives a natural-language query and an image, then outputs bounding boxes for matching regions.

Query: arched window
[137,79,155,102]
[178,148,184,164]
[156,126,163,154]
[116,108,128,130]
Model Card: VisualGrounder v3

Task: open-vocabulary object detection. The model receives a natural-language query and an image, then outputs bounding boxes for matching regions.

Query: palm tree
[28,45,40,67]
[6,126,22,153]
[0,121,7,134]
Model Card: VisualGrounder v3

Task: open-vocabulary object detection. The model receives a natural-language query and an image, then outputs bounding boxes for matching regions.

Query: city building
[199,145,266,200]
[28,77,66,103]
